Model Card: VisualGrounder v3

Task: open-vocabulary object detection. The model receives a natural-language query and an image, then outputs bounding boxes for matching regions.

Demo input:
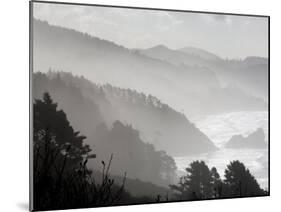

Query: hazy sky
[33,2,268,59]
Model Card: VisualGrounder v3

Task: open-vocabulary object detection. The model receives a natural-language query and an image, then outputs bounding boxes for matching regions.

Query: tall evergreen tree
[170,161,214,199]
[223,160,266,197]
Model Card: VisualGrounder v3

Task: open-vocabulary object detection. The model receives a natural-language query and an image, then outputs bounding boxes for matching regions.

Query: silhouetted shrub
[33,93,128,210]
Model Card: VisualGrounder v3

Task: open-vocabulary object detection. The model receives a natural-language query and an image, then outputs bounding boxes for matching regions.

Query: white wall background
[0,0,278,211]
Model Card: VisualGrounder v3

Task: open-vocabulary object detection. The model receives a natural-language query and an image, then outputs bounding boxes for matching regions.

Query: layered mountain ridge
[33,19,267,121]
[33,71,217,157]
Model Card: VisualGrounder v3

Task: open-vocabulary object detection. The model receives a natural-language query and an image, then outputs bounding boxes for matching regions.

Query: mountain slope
[140,44,268,101]
[139,45,214,66]
[178,46,222,61]
[33,72,179,186]
[33,71,217,157]
[100,83,217,156]
[33,19,267,120]
[208,58,269,101]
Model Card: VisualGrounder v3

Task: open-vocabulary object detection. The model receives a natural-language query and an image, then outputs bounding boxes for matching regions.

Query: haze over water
[175,111,268,189]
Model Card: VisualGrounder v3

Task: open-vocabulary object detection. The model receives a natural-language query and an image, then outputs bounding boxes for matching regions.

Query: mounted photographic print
[29,1,270,211]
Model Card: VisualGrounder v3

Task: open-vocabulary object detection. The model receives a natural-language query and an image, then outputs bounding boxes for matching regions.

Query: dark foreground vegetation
[170,160,267,200]
[33,93,267,211]
[33,93,156,211]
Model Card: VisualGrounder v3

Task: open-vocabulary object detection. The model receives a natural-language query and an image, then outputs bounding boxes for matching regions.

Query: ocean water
[174,111,269,190]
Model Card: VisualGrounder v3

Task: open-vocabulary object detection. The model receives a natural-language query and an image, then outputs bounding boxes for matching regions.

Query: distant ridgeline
[33,71,217,185]
[33,19,268,120]
[225,128,267,149]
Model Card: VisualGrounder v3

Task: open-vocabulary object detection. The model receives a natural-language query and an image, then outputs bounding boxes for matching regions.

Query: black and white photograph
[30,1,269,211]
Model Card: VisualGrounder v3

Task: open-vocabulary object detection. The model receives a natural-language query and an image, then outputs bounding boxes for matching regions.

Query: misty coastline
[31,4,269,210]
[32,17,268,187]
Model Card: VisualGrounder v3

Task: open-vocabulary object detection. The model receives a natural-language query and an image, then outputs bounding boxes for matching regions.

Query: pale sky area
[33,2,268,59]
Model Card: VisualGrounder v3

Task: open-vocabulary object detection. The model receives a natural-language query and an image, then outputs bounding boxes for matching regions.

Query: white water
[174,111,269,190]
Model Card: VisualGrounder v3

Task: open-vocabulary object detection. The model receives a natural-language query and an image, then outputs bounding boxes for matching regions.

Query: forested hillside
[33,19,267,120]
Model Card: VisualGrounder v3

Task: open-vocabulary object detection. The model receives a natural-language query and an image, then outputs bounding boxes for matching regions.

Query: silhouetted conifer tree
[170,161,214,199]
[223,160,266,197]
